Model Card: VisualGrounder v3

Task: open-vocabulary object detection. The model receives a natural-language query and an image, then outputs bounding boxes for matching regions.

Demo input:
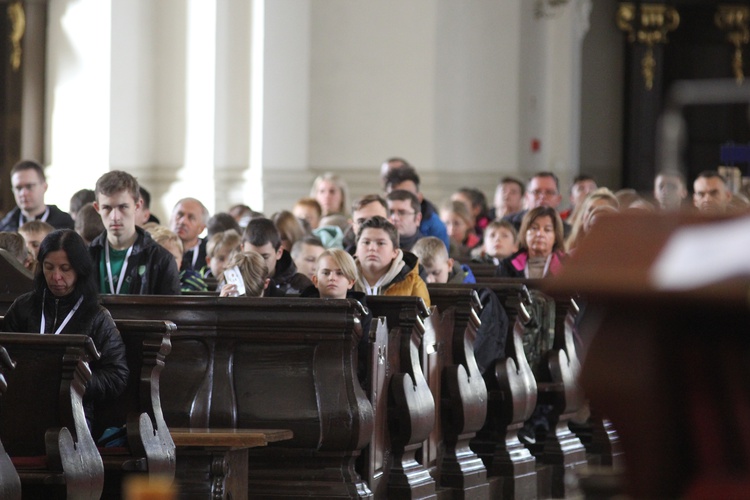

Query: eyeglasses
[529,189,558,198]
[13,183,38,193]
[389,210,416,218]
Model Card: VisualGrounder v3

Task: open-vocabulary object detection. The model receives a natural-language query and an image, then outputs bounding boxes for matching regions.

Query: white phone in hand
[223,266,246,296]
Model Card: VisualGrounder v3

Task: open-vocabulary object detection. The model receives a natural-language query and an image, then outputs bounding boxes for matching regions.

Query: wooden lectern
[545,212,750,498]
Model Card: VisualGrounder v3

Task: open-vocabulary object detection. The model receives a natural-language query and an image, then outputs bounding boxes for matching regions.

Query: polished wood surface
[170,428,293,448]
[0,333,103,499]
[101,295,374,499]
[545,212,750,497]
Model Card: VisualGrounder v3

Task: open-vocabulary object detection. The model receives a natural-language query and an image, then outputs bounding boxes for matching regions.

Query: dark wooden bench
[0,345,21,499]
[445,278,603,499]
[93,319,177,498]
[366,295,490,499]
[466,263,498,280]
[101,295,374,498]
[0,250,32,296]
[170,427,293,500]
[430,283,539,499]
[0,332,103,499]
[479,279,621,471]
[364,297,437,499]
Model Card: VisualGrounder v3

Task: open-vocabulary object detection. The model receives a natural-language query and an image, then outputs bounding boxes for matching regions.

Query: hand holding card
[223,266,246,296]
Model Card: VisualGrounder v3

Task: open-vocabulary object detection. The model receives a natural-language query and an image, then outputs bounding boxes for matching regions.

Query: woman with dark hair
[496,206,566,278]
[3,229,129,427]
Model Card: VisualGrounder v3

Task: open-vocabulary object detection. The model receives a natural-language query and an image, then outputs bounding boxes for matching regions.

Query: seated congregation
[0,157,743,498]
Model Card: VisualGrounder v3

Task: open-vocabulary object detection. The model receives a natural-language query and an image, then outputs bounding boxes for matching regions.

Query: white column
[109,0,157,210]
[214,0,254,212]
[260,0,311,214]
[45,0,112,208]
[162,0,217,215]
[531,0,592,193]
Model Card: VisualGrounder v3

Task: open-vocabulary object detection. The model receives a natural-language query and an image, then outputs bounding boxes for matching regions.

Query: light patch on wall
[46,0,112,208]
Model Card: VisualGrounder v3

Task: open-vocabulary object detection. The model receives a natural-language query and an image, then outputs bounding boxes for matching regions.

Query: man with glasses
[383,165,449,249]
[503,172,570,236]
[0,160,74,232]
[386,190,424,251]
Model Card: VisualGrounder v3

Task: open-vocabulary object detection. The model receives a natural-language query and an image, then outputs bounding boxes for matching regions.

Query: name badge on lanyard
[40,291,83,335]
[106,241,134,294]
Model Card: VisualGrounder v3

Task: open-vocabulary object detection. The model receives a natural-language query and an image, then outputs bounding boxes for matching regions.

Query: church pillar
[519,0,591,193]
[214,0,253,213]
[261,0,311,214]
[617,2,679,192]
[45,0,112,209]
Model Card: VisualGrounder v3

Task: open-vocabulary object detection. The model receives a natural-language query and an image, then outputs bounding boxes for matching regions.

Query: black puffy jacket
[3,290,129,426]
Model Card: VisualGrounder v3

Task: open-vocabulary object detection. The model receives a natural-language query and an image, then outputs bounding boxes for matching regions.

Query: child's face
[355,228,397,276]
[484,226,517,259]
[441,211,470,243]
[423,256,452,284]
[20,230,47,259]
[162,241,183,271]
[293,243,325,280]
[208,246,232,277]
[313,256,355,299]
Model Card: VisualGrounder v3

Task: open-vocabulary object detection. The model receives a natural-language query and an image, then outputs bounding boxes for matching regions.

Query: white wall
[41,1,606,218]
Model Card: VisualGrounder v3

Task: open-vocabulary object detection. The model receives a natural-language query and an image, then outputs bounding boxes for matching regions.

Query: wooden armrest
[169,428,293,449]
[537,381,565,393]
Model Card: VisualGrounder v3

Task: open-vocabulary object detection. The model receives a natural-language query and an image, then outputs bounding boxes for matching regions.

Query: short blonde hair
[19,220,54,236]
[411,236,449,268]
[147,226,183,254]
[221,250,269,297]
[317,248,357,282]
[206,229,242,258]
[310,173,350,216]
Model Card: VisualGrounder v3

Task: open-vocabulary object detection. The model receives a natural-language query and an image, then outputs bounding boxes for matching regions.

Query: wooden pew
[419,288,490,496]
[0,250,32,296]
[366,296,490,499]
[93,319,177,498]
[466,263,498,280]
[0,345,21,499]
[169,427,293,499]
[0,333,103,499]
[101,295,374,499]
[450,280,588,497]
[360,317,390,497]
[480,278,621,472]
[363,297,437,499]
[430,283,539,499]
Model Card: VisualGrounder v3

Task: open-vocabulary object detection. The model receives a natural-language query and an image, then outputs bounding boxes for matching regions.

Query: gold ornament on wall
[715,5,750,85]
[7,0,25,72]
[616,3,680,91]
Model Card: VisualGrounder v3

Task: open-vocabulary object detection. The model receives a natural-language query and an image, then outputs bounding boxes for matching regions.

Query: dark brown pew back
[93,319,176,497]
[0,345,20,499]
[0,332,103,500]
[101,294,374,498]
